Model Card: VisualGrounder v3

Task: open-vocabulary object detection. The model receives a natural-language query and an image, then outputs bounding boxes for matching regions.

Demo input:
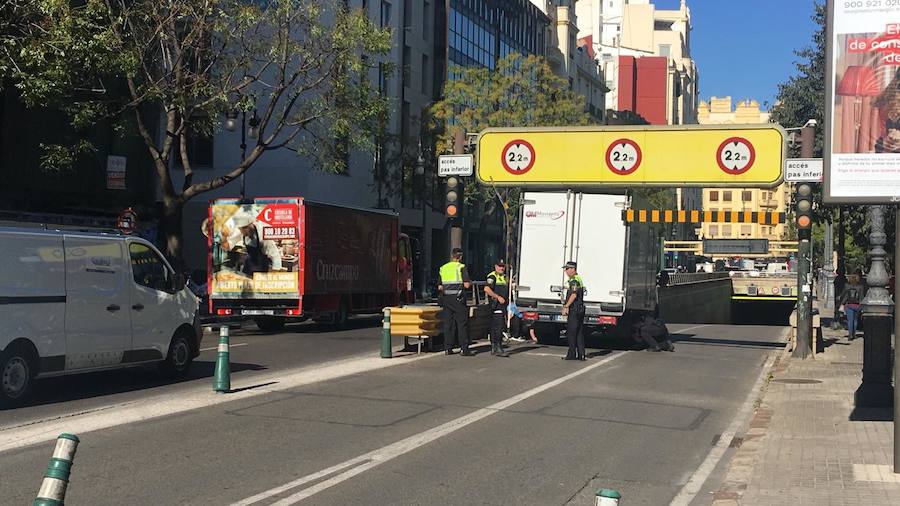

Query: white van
[0,227,201,406]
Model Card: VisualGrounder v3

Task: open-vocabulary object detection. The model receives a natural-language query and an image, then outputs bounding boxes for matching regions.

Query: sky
[653,0,820,109]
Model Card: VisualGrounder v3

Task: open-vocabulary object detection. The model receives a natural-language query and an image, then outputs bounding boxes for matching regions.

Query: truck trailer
[208,197,414,331]
[514,191,661,342]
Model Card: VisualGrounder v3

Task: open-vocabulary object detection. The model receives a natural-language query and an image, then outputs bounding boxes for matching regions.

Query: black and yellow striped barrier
[622,209,785,224]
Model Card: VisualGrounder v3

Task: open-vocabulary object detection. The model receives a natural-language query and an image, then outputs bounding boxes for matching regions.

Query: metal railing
[665,272,731,287]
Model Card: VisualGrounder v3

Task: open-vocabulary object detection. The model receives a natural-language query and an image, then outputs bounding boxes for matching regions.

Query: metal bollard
[595,488,621,506]
[381,308,392,358]
[33,433,80,506]
[213,326,231,393]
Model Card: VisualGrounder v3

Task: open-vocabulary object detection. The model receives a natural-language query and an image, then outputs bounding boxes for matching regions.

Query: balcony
[759,199,778,208]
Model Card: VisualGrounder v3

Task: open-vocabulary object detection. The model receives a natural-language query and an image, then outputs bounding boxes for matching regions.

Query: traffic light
[795,183,813,236]
[445,176,462,218]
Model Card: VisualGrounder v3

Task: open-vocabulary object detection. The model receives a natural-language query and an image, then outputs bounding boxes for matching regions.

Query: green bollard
[213,326,231,393]
[595,488,621,506]
[34,433,80,506]
[381,308,392,358]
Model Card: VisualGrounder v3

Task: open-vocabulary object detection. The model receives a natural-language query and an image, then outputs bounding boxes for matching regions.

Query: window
[403,0,411,28]
[709,225,719,236]
[378,62,388,95]
[658,44,671,58]
[421,54,429,95]
[740,225,752,237]
[723,225,732,236]
[709,190,719,201]
[181,127,213,167]
[423,0,430,34]
[129,243,170,292]
[723,191,732,202]
[380,1,392,28]
[742,191,752,202]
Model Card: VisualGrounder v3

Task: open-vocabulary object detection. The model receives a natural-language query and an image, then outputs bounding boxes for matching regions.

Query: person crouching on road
[561,261,586,361]
[484,259,510,357]
[438,248,473,356]
[632,314,675,352]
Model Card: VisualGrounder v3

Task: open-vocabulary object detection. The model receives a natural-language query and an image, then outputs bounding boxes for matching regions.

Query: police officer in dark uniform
[438,248,473,356]
[484,259,510,357]
[561,261,586,361]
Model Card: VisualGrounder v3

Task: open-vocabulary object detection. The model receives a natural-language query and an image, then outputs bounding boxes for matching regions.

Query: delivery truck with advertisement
[514,191,661,342]
[208,197,414,331]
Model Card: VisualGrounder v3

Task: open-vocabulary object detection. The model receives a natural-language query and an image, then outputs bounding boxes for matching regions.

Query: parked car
[0,226,201,406]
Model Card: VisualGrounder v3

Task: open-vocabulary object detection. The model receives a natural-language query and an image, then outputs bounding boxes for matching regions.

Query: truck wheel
[160,332,194,377]
[534,323,561,345]
[333,300,350,328]
[255,317,286,333]
[1,346,35,407]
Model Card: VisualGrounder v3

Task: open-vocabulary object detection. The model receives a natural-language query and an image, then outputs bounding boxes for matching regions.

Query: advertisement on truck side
[209,201,301,300]
[303,204,397,295]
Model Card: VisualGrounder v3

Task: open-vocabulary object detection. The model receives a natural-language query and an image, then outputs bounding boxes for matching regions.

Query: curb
[709,344,790,505]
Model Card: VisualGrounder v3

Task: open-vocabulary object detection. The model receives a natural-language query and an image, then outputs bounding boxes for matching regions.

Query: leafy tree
[1,0,390,265]
[431,53,594,268]
[770,1,875,271]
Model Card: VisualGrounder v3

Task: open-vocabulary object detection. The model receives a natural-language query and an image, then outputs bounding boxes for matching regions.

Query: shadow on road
[4,360,267,411]
[670,335,785,349]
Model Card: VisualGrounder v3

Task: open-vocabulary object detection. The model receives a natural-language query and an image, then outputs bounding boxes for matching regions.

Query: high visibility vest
[567,274,586,307]
[440,261,465,293]
[487,271,507,285]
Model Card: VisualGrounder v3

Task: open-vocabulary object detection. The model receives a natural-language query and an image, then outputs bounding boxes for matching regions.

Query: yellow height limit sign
[476,125,786,188]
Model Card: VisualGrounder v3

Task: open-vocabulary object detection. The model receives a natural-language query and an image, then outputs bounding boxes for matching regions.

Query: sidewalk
[711,304,900,505]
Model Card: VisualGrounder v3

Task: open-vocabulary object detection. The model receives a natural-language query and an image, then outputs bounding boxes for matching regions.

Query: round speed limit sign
[717,137,756,174]
[605,138,642,175]
[501,139,536,175]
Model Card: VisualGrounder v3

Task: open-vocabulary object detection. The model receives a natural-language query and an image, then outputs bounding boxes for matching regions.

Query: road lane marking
[668,328,785,506]
[0,352,439,453]
[232,351,628,505]
[200,343,249,352]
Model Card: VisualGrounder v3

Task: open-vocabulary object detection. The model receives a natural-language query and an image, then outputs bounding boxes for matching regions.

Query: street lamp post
[224,108,260,201]
[415,142,428,301]
[855,204,894,407]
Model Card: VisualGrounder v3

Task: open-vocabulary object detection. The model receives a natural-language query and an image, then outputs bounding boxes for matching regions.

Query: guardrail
[666,272,731,286]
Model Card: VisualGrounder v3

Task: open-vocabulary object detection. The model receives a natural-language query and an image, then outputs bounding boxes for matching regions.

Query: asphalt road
[1,321,786,505]
[0,316,393,429]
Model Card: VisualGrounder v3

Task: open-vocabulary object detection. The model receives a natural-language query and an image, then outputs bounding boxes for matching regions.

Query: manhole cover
[772,378,822,384]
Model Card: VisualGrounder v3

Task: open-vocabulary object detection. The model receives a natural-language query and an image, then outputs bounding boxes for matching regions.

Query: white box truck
[514,191,661,342]
[0,226,201,406]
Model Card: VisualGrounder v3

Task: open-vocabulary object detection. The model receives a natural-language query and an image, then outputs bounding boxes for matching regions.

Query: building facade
[577,0,698,125]
[531,0,606,121]
[697,96,788,242]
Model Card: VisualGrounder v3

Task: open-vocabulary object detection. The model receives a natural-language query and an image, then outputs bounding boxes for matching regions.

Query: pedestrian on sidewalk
[438,248,473,356]
[838,273,865,339]
[833,263,847,330]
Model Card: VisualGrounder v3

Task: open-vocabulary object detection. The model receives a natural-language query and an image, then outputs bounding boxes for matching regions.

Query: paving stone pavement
[710,304,900,505]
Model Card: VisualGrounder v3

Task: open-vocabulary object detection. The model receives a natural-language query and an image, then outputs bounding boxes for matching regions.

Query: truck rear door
[572,194,628,305]
[518,192,571,302]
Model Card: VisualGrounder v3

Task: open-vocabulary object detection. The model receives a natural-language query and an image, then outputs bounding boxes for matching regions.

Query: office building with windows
[698,97,788,242]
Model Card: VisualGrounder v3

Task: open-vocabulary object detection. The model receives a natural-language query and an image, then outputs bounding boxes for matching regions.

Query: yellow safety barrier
[384,306,442,353]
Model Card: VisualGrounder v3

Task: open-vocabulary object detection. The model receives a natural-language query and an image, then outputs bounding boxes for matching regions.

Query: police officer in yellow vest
[484,259,510,357]
[561,261,587,361]
[438,248,473,356]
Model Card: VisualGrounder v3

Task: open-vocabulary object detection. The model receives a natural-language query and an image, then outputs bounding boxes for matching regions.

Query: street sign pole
[793,126,815,359]
[450,131,465,252]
